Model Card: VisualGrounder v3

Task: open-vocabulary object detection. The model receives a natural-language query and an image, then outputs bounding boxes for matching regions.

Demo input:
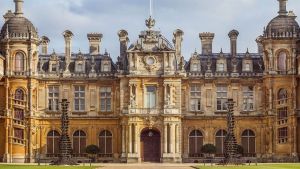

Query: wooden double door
[140,129,161,162]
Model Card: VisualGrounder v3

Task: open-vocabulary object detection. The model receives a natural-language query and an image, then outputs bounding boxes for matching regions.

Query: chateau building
[0,0,300,163]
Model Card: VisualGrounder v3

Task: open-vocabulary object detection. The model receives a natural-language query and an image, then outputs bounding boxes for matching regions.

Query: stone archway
[140,128,161,162]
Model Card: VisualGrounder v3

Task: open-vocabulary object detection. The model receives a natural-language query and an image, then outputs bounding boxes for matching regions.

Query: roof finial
[145,0,155,29]
[278,0,288,16]
[14,0,24,17]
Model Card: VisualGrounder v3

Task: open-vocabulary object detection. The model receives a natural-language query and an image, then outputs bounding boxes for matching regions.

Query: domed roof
[1,16,38,39]
[266,14,299,33]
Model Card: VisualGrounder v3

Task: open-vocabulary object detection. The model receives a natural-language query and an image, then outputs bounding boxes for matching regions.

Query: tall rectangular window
[14,128,24,139]
[243,86,254,111]
[144,86,156,108]
[100,87,112,112]
[74,86,85,111]
[48,86,59,111]
[190,84,201,111]
[14,108,24,120]
[277,107,288,125]
[278,127,288,144]
[216,86,227,111]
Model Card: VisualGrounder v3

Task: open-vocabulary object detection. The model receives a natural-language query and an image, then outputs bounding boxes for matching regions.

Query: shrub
[85,145,100,162]
[201,144,217,155]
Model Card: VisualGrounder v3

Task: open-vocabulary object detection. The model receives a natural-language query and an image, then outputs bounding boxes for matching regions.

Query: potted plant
[201,144,217,159]
[85,144,100,162]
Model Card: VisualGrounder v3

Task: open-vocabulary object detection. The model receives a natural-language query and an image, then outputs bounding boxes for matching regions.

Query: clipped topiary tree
[85,144,100,162]
[236,144,244,157]
[201,144,217,158]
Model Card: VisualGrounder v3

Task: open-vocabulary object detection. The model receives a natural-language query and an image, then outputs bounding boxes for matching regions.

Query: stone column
[134,124,138,153]
[121,125,126,154]
[5,126,8,158]
[128,124,132,153]
[176,124,180,153]
[164,124,168,153]
[170,123,175,153]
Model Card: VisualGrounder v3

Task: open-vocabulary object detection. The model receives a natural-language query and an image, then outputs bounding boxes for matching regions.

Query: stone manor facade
[0,0,300,163]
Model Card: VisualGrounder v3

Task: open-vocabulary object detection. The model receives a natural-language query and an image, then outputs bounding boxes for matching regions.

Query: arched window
[15,52,25,72]
[278,51,287,71]
[73,130,86,154]
[215,130,227,155]
[99,130,112,154]
[189,130,203,157]
[241,130,255,156]
[278,89,288,105]
[15,88,24,100]
[47,130,60,155]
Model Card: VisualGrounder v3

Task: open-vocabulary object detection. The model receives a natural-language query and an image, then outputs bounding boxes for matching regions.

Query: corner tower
[260,0,300,161]
[0,0,39,163]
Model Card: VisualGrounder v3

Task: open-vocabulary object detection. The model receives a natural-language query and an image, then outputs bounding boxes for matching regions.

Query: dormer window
[75,62,85,72]
[78,64,83,72]
[51,64,57,72]
[101,60,111,72]
[191,64,198,71]
[103,64,110,72]
[244,63,250,71]
[217,63,224,72]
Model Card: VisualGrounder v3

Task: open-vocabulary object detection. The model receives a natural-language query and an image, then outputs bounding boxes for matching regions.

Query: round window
[146,57,155,65]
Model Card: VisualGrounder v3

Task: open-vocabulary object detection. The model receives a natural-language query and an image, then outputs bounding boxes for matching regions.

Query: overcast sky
[1,0,300,60]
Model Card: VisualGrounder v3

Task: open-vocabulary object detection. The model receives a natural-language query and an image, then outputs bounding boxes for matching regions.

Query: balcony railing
[12,137,25,145]
[128,108,159,115]
[13,99,26,107]
[72,153,88,158]
[13,71,26,76]
[98,154,113,158]
[125,108,181,115]
[13,118,25,126]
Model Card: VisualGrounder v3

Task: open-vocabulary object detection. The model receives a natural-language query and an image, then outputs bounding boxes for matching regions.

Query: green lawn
[197,164,300,169]
[0,165,97,169]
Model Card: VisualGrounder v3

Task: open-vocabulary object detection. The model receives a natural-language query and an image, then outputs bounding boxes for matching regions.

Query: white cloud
[1,0,300,60]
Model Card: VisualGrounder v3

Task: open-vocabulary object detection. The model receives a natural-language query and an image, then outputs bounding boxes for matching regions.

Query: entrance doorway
[140,128,161,162]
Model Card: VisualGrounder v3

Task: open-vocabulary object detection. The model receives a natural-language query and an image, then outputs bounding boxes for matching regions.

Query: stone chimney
[118,30,129,58]
[118,30,129,70]
[14,0,24,17]
[173,29,184,59]
[199,32,214,55]
[256,36,263,54]
[228,30,239,57]
[40,36,50,55]
[278,0,288,16]
[63,30,74,72]
[87,33,103,55]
